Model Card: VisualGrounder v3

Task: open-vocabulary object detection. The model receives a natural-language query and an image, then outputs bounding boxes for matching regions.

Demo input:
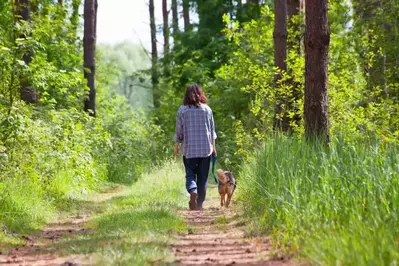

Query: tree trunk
[273,0,287,131]
[149,0,159,108]
[58,0,63,6]
[83,0,97,116]
[304,0,330,142]
[171,0,179,36]
[15,0,36,104]
[183,0,190,32]
[162,0,169,55]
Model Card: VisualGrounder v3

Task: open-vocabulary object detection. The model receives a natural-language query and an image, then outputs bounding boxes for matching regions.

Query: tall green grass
[238,136,399,265]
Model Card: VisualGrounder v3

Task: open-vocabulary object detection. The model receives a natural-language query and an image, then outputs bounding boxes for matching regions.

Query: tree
[149,0,159,108]
[83,0,97,116]
[273,0,287,130]
[162,0,169,55]
[14,0,36,103]
[171,0,179,37]
[182,0,190,32]
[304,0,330,141]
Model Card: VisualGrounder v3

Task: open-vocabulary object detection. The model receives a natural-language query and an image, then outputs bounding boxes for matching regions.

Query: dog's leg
[226,194,231,207]
[220,194,224,207]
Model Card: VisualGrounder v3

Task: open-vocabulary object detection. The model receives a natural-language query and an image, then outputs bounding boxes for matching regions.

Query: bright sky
[97,0,163,50]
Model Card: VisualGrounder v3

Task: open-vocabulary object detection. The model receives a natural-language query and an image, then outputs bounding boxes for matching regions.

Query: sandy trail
[172,193,294,266]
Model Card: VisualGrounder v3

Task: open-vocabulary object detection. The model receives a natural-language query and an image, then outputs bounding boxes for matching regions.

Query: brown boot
[189,192,197,210]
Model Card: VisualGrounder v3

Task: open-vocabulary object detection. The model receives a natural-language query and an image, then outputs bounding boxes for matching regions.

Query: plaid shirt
[174,104,217,159]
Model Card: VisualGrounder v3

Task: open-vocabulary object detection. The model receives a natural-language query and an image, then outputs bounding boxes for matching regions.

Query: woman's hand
[174,143,180,156]
[212,141,217,156]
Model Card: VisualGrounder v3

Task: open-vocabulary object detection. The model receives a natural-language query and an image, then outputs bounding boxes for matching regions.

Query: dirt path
[1,185,296,266]
[172,192,294,266]
[0,185,126,266]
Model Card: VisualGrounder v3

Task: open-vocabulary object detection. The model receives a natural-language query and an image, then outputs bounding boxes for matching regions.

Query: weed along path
[172,186,294,266]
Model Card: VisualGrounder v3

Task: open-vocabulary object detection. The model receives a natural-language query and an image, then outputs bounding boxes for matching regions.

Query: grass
[237,136,399,265]
[35,160,188,265]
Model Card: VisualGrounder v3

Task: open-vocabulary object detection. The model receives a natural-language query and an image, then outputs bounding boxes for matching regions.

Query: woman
[174,84,217,210]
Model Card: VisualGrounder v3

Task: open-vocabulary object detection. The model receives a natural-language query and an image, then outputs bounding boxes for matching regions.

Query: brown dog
[217,169,236,207]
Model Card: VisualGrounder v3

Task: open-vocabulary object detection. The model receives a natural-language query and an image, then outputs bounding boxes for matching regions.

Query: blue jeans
[183,156,211,208]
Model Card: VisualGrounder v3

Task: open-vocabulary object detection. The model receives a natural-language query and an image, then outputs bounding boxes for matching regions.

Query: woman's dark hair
[183,84,208,107]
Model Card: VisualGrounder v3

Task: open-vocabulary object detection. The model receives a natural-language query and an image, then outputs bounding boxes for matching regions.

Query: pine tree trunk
[171,0,179,36]
[83,0,97,116]
[183,0,190,32]
[273,0,287,131]
[162,0,169,55]
[304,0,330,142]
[149,0,159,108]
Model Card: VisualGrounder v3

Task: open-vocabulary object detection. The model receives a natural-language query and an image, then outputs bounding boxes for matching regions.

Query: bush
[0,103,108,232]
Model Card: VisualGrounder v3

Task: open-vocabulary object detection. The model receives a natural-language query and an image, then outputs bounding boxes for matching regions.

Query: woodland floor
[0,185,296,266]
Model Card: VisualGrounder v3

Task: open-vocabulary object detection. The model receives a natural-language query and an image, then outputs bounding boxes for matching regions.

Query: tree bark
[183,0,190,32]
[171,0,179,36]
[162,0,169,55]
[273,0,287,130]
[149,0,159,108]
[83,0,97,116]
[304,0,330,142]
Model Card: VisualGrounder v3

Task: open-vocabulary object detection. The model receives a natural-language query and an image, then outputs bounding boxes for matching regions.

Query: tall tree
[15,0,36,103]
[273,0,287,130]
[149,0,159,107]
[83,0,97,116]
[162,0,169,55]
[304,0,330,141]
[171,0,178,37]
[182,0,190,32]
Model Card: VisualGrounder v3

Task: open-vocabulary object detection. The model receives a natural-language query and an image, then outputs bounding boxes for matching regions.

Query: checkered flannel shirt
[173,104,217,159]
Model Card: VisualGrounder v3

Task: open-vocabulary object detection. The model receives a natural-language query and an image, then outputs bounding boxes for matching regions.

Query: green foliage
[0,103,109,232]
[0,0,162,237]
[97,43,153,110]
[238,136,399,265]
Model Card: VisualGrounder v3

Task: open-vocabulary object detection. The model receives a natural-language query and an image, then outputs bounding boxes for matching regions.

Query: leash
[211,155,218,184]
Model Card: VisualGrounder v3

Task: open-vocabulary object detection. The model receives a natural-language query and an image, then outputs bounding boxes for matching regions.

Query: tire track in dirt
[172,196,295,266]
